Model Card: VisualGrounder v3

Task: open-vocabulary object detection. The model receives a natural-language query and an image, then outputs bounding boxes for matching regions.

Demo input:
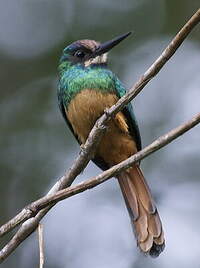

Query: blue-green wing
[57,83,80,142]
[114,77,142,151]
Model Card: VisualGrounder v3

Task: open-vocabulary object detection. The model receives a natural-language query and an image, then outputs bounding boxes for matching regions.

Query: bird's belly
[66,89,137,166]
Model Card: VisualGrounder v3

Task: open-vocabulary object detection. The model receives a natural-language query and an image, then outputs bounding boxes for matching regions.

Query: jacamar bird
[58,32,165,257]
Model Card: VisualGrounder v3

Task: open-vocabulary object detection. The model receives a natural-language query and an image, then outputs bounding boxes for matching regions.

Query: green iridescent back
[58,63,118,107]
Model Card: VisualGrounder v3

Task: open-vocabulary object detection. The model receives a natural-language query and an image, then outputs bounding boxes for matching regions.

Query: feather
[140,233,154,253]
[118,166,165,257]
[131,165,156,214]
[134,204,148,243]
[148,212,162,238]
[118,173,139,221]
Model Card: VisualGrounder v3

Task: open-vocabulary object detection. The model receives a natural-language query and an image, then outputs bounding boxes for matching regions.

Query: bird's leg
[80,143,86,155]
[104,107,113,118]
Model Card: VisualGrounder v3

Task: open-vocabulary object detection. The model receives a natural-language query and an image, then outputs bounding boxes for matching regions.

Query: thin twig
[0,113,199,264]
[9,112,200,212]
[101,7,200,115]
[38,224,44,268]
[0,8,199,263]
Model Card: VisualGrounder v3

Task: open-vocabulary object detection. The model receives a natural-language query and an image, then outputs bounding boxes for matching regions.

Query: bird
[57,32,165,257]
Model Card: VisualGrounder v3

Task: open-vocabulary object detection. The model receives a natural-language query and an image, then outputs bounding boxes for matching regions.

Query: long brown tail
[117,165,165,257]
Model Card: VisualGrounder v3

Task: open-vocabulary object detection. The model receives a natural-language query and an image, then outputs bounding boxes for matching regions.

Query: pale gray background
[0,1,200,267]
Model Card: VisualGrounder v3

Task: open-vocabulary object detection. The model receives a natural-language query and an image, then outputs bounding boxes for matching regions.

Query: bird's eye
[74,50,85,58]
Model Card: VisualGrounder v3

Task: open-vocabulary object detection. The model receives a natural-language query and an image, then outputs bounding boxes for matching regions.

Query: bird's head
[59,32,131,71]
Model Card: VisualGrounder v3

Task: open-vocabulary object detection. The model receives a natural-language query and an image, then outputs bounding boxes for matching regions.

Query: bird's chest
[66,89,118,143]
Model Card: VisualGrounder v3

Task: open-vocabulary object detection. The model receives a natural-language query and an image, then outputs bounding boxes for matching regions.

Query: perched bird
[58,32,165,257]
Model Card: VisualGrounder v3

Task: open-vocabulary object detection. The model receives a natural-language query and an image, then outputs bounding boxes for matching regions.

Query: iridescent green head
[59,32,131,72]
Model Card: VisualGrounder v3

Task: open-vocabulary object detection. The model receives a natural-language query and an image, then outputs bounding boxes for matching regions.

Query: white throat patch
[84,53,108,67]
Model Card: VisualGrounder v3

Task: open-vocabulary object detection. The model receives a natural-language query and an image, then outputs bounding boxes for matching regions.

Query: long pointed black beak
[93,32,131,57]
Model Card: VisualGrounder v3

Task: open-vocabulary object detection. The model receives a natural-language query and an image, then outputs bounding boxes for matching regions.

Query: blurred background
[0,1,200,267]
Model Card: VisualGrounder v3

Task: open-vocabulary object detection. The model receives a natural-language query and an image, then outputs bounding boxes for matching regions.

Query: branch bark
[0,8,200,263]
[38,224,44,268]
[5,112,200,215]
[24,112,200,209]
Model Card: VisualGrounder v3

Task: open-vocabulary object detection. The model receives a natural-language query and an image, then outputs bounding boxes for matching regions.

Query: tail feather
[131,166,156,214]
[148,212,162,237]
[122,176,139,220]
[117,165,165,257]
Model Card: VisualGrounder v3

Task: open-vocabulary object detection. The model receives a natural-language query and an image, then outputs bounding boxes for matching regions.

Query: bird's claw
[80,144,86,155]
[104,108,110,116]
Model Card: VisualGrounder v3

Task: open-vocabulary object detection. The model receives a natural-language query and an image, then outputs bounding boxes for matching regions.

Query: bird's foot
[104,107,111,117]
[80,143,86,155]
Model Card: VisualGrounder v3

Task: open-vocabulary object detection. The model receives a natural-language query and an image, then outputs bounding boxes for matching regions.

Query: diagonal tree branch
[0,112,200,263]
[0,8,200,263]
[6,112,200,215]
[25,112,200,209]
[1,7,199,241]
